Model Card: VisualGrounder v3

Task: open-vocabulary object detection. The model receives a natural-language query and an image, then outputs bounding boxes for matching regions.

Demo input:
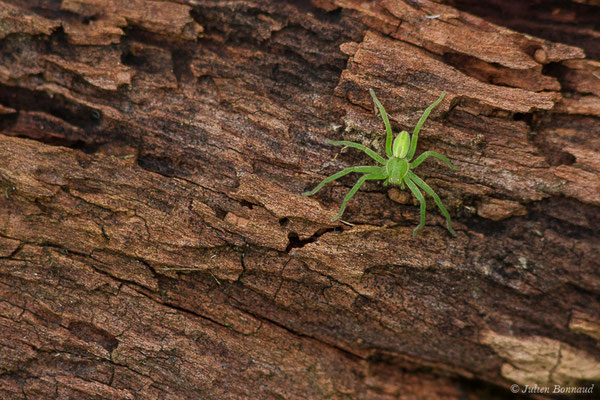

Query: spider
[304,89,457,238]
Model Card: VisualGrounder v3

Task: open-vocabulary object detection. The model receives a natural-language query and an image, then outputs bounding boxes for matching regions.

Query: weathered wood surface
[1,0,599,398]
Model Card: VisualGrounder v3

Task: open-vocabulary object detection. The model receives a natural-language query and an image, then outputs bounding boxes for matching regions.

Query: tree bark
[1,0,599,398]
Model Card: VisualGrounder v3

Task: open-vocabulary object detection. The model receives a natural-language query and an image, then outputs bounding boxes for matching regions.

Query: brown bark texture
[1,0,599,398]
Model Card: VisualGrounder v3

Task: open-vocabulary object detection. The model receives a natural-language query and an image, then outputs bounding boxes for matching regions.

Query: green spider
[304,89,457,238]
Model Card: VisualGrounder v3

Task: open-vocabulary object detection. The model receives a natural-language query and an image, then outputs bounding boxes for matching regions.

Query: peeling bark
[1,0,599,398]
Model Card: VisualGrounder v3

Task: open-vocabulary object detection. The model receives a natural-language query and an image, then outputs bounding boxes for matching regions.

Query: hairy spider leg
[408,171,456,236]
[332,172,387,221]
[369,90,394,158]
[328,140,386,165]
[407,92,446,160]
[304,166,383,196]
[410,151,457,170]
[404,177,426,238]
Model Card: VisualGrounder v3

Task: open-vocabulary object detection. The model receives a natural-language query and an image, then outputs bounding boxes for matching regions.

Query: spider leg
[404,177,426,238]
[406,92,446,160]
[369,90,394,158]
[408,171,456,236]
[304,166,383,196]
[328,140,386,165]
[410,151,457,170]
[332,172,387,221]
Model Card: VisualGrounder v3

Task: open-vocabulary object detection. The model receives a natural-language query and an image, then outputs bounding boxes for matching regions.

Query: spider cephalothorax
[304,90,457,237]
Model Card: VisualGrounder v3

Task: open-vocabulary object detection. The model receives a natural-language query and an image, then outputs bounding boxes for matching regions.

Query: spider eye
[393,131,410,158]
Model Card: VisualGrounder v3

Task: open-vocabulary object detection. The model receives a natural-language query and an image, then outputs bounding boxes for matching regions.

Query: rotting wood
[1,0,599,398]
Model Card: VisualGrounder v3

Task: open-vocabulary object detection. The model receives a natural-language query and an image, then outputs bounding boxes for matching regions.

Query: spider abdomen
[386,157,409,185]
